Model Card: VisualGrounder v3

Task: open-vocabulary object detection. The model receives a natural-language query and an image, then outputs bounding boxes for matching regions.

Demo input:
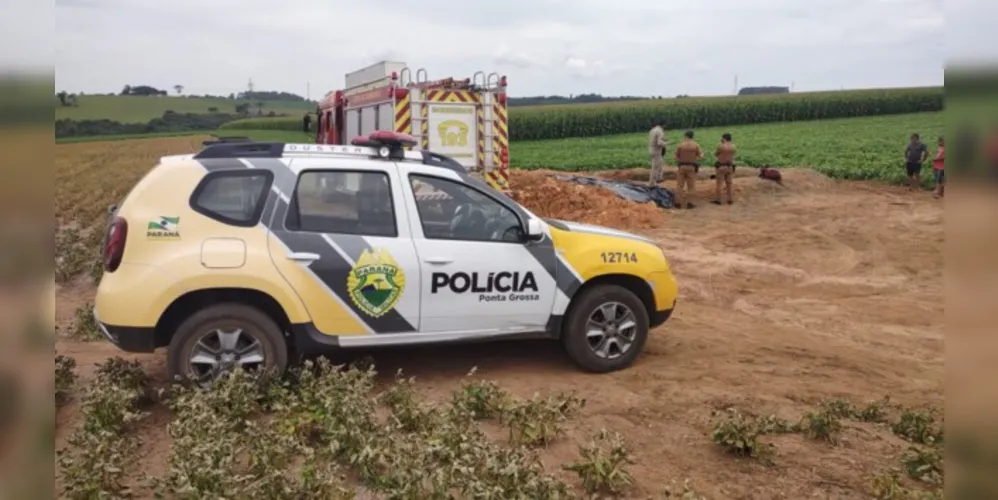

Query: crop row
[220,86,943,141]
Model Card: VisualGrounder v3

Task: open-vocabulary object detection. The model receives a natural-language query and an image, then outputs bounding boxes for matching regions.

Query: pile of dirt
[597,167,835,201]
[509,170,663,230]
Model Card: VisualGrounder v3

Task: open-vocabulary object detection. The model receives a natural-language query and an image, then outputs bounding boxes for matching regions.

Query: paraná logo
[147,216,180,238]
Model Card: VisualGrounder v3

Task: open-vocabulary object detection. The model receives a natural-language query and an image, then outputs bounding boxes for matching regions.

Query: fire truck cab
[316,61,511,191]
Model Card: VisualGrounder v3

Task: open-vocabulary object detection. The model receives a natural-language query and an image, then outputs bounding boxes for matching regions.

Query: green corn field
[509,87,943,141]
[219,86,944,142]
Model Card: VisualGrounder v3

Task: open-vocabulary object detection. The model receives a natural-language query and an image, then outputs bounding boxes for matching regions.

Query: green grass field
[55,95,315,123]
[512,112,943,183]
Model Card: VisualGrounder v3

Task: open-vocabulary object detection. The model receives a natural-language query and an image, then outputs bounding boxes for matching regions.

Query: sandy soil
[54,167,944,499]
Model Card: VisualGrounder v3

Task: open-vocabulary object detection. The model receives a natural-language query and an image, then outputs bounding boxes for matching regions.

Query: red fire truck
[315,61,510,191]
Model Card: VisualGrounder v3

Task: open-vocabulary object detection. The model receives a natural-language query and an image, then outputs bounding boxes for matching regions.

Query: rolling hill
[55,94,316,123]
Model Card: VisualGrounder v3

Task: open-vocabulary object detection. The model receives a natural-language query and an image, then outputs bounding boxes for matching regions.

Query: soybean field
[513,112,944,183]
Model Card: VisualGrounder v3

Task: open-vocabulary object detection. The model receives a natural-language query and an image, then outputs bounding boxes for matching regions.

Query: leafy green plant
[821,398,857,419]
[72,303,103,341]
[94,356,148,393]
[564,428,634,496]
[59,429,137,499]
[55,354,77,406]
[800,409,843,444]
[709,408,774,460]
[156,367,294,497]
[756,413,800,434]
[505,392,586,447]
[901,445,943,485]
[55,223,105,284]
[381,370,438,433]
[871,468,943,499]
[856,396,892,423]
[892,408,943,446]
[451,367,513,420]
[58,357,149,499]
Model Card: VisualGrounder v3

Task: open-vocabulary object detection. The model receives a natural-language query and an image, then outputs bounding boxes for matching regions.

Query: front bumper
[650,300,676,328]
[92,307,157,353]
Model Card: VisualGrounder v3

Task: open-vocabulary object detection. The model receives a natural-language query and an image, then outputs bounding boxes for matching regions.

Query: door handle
[423,257,453,265]
[287,252,321,262]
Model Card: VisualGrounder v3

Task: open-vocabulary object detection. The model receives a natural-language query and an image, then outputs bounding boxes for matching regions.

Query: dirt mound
[509,170,663,230]
[596,167,834,204]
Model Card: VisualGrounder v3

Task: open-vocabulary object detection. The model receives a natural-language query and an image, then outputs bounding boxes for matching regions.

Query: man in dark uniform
[302,112,312,133]
[673,130,703,209]
[904,133,928,189]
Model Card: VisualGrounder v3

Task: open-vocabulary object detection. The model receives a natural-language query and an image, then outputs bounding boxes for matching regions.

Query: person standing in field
[932,136,945,199]
[648,118,668,186]
[904,133,928,189]
[673,130,703,209]
[712,133,737,205]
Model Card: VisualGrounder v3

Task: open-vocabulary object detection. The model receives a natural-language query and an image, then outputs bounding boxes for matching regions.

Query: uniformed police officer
[648,118,667,186]
[673,130,703,209]
[713,133,737,205]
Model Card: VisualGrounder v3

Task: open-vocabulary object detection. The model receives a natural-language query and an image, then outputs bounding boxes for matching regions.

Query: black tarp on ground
[549,174,676,209]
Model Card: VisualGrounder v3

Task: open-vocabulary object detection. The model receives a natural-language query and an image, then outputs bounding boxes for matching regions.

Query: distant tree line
[507,93,652,107]
[235,90,310,102]
[55,108,286,138]
[121,85,168,96]
[737,86,790,96]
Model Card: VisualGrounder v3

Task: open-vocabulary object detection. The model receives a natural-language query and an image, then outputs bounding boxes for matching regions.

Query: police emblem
[347,248,406,317]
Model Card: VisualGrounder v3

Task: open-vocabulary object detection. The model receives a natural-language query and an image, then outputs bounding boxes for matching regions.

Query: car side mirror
[524,218,544,242]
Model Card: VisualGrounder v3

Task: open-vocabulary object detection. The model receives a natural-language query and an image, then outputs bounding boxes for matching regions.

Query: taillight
[103,217,128,273]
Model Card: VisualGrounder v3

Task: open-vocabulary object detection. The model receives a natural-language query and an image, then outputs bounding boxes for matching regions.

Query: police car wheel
[561,285,649,373]
[167,303,289,386]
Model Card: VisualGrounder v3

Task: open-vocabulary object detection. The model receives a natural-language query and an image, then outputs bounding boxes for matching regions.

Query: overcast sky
[27,0,985,97]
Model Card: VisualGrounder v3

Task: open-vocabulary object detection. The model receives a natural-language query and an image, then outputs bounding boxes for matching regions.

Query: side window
[286,170,397,237]
[190,170,272,227]
[409,174,523,242]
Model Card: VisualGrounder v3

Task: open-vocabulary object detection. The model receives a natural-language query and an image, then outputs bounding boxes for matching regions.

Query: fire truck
[315,61,511,191]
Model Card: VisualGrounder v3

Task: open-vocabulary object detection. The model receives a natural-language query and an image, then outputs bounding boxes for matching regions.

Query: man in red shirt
[932,136,944,199]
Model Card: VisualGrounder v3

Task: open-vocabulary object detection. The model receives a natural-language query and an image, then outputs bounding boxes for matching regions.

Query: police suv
[94,131,679,383]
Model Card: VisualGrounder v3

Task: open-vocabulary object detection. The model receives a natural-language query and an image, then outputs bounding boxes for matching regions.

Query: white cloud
[41,0,959,97]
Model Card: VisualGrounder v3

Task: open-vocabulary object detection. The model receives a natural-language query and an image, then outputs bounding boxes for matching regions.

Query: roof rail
[194,141,285,159]
[191,140,468,175]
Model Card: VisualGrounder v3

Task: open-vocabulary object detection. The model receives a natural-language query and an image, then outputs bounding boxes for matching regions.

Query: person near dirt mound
[648,118,668,186]
[712,133,737,205]
[932,136,945,199]
[673,130,703,209]
[904,133,929,190]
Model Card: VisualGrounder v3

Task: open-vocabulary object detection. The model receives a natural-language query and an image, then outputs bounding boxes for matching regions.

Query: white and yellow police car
[94,131,679,383]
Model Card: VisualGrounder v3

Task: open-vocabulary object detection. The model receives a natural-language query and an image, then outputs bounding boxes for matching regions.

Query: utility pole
[307,81,311,101]
[247,78,254,93]
[733,75,738,95]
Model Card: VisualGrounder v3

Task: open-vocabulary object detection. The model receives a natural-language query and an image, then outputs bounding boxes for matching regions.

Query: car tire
[561,285,650,373]
[167,303,289,384]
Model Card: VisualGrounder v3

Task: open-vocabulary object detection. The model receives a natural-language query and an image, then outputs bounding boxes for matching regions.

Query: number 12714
[600,252,637,263]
